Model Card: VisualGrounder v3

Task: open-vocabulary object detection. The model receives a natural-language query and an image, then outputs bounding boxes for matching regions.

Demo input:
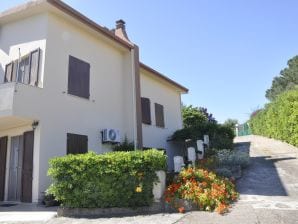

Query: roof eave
[140,62,189,93]
[46,0,134,50]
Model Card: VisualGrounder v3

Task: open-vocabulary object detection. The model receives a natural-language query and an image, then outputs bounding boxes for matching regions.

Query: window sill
[64,92,95,102]
[2,81,42,89]
[142,123,167,129]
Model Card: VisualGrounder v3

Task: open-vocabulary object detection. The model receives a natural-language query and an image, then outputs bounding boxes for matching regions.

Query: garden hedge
[47,149,167,208]
[250,89,298,147]
[172,122,235,149]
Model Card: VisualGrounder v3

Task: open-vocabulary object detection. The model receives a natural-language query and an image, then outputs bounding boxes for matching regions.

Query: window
[29,49,40,86]
[18,55,30,84]
[155,103,165,128]
[68,55,90,99]
[4,48,40,86]
[141,97,151,124]
[4,63,13,82]
[67,133,88,154]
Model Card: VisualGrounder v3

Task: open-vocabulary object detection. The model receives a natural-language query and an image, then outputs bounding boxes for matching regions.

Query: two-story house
[0,0,188,203]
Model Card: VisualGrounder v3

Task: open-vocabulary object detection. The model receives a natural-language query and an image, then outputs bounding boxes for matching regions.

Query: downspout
[131,48,137,150]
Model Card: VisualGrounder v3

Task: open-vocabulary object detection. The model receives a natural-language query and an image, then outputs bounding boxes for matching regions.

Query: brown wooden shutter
[141,97,151,125]
[0,136,8,201]
[68,56,90,99]
[155,103,165,128]
[67,133,88,154]
[21,131,34,202]
[4,63,13,82]
[11,61,18,82]
[29,49,40,86]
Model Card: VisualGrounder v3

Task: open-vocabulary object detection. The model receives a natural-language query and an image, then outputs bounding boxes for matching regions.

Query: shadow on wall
[236,141,292,196]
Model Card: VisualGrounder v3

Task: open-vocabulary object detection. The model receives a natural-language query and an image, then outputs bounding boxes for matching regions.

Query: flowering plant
[165,167,238,214]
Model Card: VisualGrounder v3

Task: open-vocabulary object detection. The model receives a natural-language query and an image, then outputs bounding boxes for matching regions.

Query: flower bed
[165,167,238,214]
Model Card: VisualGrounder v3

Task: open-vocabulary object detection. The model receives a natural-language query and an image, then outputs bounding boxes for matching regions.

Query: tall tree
[266,55,298,101]
[223,118,238,130]
[182,105,208,128]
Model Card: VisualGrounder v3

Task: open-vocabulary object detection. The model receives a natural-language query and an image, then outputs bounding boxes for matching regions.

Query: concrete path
[0,203,57,223]
[1,135,298,224]
[176,135,298,224]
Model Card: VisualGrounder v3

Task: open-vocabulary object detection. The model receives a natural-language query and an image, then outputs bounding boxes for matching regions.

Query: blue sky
[1,0,298,123]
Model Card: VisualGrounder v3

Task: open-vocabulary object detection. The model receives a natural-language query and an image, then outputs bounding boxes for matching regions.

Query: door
[21,131,34,202]
[0,136,8,201]
[8,135,23,201]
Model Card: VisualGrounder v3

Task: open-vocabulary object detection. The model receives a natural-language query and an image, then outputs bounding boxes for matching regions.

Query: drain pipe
[131,48,137,150]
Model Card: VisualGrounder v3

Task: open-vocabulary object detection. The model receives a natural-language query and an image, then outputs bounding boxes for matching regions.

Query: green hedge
[47,149,167,208]
[172,122,235,149]
[250,89,298,146]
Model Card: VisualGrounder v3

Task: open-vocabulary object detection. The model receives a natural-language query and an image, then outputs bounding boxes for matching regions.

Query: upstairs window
[67,133,88,154]
[155,103,165,128]
[68,55,90,99]
[4,49,40,86]
[141,97,151,125]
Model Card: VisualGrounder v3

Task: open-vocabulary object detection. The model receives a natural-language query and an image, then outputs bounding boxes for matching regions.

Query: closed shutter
[141,97,151,125]
[29,49,40,86]
[67,133,88,154]
[155,103,165,128]
[11,61,18,82]
[21,131,34,203]
[4,63,13,82]
[0,136,8,201]
[68,56,90,99]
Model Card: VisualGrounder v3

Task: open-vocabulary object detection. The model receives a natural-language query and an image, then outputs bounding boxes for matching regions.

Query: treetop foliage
[266,55,298,101]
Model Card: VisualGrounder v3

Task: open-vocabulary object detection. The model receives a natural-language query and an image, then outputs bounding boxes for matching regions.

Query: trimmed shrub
[165,167,238,214]
[47,149,167,208]
[172,122,235,149]
[250,89,298,146]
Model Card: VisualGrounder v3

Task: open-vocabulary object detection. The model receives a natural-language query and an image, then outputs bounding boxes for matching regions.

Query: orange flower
[165,197,171,203]
[178,207,185,213]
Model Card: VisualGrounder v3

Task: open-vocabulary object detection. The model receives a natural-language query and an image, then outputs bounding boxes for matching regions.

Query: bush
[250,89,298,146]
[172,123,235,149]
[112,137,135,151]
[165,167,238,214]
[216,149,250,168]
[47,149,167,208]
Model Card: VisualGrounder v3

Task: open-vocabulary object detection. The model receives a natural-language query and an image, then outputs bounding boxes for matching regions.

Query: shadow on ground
[235,141,294,197]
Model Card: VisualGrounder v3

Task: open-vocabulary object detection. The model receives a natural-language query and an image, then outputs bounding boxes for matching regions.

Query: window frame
[68,55,90,99]
[4,62,13,82]
[155,103,165,128]
[66,133,88,155]
[141,97,151,125]
[3,48,40,87]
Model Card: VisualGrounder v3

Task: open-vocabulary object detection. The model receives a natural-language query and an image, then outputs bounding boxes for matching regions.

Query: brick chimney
[114,19,131,43]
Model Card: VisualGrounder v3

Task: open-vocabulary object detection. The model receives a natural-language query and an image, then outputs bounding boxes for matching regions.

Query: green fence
[236,123,252,136]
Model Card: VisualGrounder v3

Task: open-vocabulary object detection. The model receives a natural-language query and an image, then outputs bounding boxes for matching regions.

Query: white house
[0,0,188,203]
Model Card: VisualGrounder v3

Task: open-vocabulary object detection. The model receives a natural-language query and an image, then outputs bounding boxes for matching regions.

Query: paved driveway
[1,135,298,224]
[176,135,298,224]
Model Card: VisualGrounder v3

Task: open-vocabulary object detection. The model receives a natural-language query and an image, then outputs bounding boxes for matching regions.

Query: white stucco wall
[0,13,47,86]
[0,8,186,201]
[0,12,136,201]
[31,13,135,198]
[0,13,48,202]
[140,69,184,171]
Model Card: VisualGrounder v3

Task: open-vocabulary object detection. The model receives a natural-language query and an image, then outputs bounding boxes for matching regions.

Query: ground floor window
[67,133,88,154]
